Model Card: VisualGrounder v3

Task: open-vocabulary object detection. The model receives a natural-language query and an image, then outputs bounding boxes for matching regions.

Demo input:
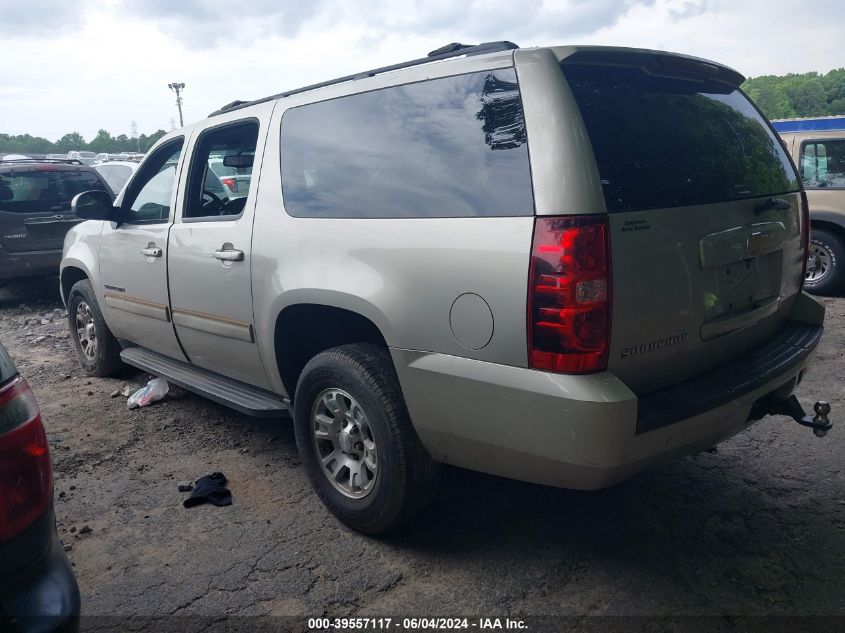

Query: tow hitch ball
[768,396,833,437]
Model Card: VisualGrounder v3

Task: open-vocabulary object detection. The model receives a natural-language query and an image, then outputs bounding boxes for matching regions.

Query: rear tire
[67,279,125,377]
[805,228,845,295]
[293,343,438,534]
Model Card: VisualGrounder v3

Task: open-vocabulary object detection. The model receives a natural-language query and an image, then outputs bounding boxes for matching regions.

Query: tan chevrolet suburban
[777,125,845,294]
[60,42,832,534]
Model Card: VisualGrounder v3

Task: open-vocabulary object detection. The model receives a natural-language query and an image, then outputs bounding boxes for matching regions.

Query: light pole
[168,82,185,128]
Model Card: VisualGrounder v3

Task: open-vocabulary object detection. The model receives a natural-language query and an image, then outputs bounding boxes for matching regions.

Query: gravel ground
[1,277,843,628]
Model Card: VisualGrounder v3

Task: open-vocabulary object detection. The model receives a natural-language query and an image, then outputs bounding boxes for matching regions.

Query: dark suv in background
[0,159,112,285]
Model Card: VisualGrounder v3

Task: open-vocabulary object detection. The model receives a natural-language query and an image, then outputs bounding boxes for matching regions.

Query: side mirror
[71,190,115,221]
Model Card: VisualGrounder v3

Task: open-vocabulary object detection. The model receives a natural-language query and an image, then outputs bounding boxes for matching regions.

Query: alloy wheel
[75,301,97,361]
[310,388,378,499]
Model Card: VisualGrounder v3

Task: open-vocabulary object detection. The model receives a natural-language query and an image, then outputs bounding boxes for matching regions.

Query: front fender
[60,220,103,306]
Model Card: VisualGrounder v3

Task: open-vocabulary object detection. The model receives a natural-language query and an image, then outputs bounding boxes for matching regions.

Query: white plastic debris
[127,377,169,409]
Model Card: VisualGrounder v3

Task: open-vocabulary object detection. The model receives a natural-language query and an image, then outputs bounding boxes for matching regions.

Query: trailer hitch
[766,395,833,437]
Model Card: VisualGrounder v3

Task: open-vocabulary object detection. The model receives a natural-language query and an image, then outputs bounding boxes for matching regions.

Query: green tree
[54,132,86,153]
[743,68,845,119]
[88,129,117,153]
[1,127,172,155]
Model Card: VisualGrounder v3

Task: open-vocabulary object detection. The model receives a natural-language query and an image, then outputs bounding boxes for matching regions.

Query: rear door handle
[141,246,162,257]
[213,248,244,262]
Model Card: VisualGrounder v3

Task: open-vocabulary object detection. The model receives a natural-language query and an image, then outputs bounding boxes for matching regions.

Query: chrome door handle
[213,249,244,262]
[141,246,162,257]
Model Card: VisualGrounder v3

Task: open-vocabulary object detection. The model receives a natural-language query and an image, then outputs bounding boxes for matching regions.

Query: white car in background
[93,160,139,194]
[66,151,97,165]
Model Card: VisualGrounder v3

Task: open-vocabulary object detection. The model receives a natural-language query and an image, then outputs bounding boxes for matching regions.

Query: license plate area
[701,251,781,322]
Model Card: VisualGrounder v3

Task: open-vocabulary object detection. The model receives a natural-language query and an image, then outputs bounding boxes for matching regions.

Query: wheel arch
[272,301,393,400]
[810,215,845,243]
[60,263,91,306]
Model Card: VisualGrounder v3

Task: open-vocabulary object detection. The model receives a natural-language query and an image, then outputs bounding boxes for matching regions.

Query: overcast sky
[2,0,843,141]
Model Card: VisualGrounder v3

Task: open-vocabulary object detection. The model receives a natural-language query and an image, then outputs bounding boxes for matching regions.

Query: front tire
[67,279,125,377]
[804,228,845,295]
[293,343,438,534]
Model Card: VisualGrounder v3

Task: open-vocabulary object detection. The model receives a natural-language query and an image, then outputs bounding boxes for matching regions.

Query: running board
[120,347,290,418]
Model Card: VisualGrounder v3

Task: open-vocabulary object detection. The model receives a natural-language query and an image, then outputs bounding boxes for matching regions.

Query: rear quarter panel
[251,70,536,395]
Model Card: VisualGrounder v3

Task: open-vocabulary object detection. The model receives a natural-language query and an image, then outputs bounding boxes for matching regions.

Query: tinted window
[185,121,258,219]
[800,140,845,188]
[124,141,183,223]
[0,169,109,214]
[280,69,533,218]
[562,64,800,212]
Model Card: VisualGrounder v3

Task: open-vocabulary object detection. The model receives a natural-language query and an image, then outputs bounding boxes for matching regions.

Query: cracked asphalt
[1,277,843,627]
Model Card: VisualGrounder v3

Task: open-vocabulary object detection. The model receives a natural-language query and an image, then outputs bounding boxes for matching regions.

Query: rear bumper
[0,246,62,281]
[0,507,80,633]
[392,292,825,490]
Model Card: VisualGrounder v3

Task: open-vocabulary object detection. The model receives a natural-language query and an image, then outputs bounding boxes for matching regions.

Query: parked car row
[4,152,146,167]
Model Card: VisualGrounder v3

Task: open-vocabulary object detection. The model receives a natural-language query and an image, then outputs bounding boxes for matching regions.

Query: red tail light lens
[221,177,238,193]
[800,190,810,287]
[0,377,52,542]
[528,215,611,373]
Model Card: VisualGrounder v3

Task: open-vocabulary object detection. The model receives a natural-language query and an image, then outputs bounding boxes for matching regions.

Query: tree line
[741,68,845,120]
[0,129,168,155]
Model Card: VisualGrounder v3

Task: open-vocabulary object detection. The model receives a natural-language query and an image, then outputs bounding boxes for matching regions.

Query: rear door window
[0,170,110,214]
[280,68,534,218]
[799,140,845,188]
[561,63,800,212]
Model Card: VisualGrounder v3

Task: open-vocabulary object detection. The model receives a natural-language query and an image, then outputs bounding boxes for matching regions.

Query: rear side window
[0,170,110,214]
[562,64,800,212]
[800,140,845,189]
[280,69,533,218]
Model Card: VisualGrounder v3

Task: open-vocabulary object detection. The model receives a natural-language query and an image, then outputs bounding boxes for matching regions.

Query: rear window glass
[799,139,845,188]
[0,169,110,214]
[280,68,534,218]
[562,64,800,212]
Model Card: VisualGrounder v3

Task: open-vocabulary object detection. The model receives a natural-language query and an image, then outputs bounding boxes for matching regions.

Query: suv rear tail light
[221,177,238,193]
[0,377,52,542]
[800,190,810,287]
[528,214,611,374]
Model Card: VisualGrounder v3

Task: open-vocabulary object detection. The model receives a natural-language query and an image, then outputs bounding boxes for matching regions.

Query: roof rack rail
[0,158,83,165]
[209,40,519,117]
